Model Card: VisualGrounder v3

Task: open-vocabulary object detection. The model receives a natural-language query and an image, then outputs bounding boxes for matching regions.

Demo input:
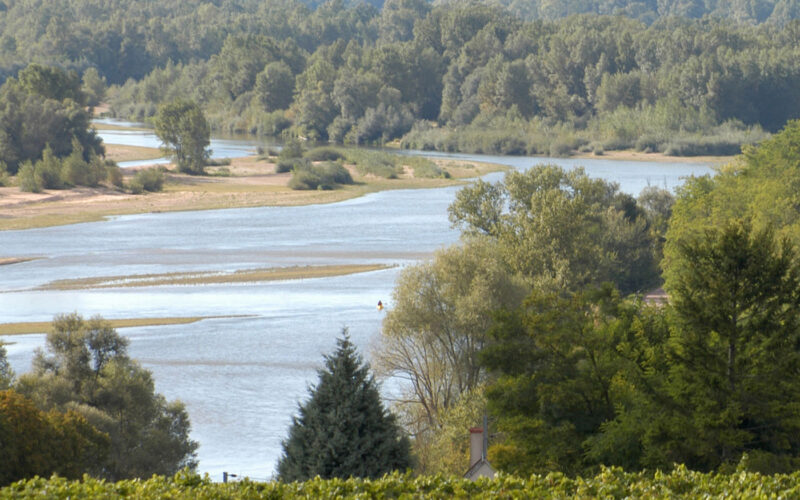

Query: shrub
[549,141,573,157]
[345,150,401,178]
[405,157,450,179]
[34,148,64,190]
[106,163,124,188]
[17,161,40,193]
[304,147,344,162]
[289,162,353,190]
[0,162,9,187]
[130,168,164,193]
[279,138,304,160]
[276,158,309,174]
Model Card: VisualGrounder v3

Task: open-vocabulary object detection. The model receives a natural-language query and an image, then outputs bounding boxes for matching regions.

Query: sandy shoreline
[0,154,506,231]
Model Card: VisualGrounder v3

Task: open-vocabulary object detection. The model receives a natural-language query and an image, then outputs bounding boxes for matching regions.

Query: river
[0,123,715,480]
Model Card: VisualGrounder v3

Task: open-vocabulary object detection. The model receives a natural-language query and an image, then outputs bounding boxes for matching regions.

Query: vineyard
[3,467,800,499]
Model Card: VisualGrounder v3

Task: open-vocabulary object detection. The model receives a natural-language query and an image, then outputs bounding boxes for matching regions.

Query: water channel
[0,123,716,480]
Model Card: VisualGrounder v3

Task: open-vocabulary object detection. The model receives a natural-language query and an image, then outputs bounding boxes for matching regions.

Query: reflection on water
[0,122,716,480]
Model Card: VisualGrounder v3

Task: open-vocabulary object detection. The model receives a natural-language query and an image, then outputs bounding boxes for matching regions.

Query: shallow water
[0,125,715,480]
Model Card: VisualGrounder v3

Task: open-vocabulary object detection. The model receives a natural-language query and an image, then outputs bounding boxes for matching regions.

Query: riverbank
[0,152,506,231]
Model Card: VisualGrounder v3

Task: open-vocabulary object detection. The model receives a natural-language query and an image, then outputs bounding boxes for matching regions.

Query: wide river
[0,124,715,480]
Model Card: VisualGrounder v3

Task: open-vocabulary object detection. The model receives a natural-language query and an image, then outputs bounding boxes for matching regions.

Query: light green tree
[374,240,526,449]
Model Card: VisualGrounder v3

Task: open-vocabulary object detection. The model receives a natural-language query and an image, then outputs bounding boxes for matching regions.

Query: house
[463,424,496,480]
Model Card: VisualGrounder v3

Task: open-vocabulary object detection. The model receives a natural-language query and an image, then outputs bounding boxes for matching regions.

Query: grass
[37,264,393,290]
[0,316,243,336]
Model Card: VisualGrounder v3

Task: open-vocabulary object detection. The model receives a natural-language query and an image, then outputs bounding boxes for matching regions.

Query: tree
[480,285,637,475]
[449,165,659,295]
[0,389,109,486]
[277,333,412,481]
[663,221,800,471]
[0,342,12,390]
[15,313,198,480]
[375,240,526,435]
[153,99,210,174]
[0,64,103,173]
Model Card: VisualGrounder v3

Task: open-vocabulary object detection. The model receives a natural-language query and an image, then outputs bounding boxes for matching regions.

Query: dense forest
[3,1,800,156]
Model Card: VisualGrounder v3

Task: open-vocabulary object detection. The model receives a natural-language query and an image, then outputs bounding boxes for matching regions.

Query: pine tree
[277,333,412,481]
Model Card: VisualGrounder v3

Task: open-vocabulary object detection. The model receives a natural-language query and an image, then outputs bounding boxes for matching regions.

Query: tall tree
[664,221,800,471]
[277,333,412,481]
[153,99,210,174]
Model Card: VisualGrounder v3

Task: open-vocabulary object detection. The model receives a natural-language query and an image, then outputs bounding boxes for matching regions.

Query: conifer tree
[277,333,412,481]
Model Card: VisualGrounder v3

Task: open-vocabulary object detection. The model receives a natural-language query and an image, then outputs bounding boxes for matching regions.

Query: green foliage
[33,145,64,190]
[0,343,12,390]
[375,240,526,440]
[303,147,344,162]
[14,314,198,481]
[279,139,305,160]
[277,334,412,481]
[449,165,660,294]
[0,64,103,173]
[0,162,9,187]
[344,150,402,178]
[0,390,109,486]
[153,99,210,174]
[17,162,40,193]
[663,221,800,471]
[6,466,800,498]
[404,157,450,178]
[665,120,800,283]
[129,168,165,193]
[288,162,353,190]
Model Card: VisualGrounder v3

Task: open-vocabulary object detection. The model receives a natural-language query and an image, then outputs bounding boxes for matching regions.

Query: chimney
[469,427,483,467]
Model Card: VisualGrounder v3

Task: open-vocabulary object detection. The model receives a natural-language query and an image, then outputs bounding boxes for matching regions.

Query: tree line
[98,3,800,156]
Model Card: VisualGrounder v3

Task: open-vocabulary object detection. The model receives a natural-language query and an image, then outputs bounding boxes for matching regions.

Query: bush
[279,138,304,160]
[289,162,353,190]
[106,162,124,188]
[276,158,309,174]
[17,161,40,193]
[549,141,573,157]
[0,162,9,187]
[129,168,164,193]
[304,147,344,162]
[405,157,450,179]
[345,150,401,178]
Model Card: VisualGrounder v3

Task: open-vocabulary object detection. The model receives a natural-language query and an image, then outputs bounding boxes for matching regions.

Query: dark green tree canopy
[0,64,103,173]
[15,314,198,481]
[277,333,412,481]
